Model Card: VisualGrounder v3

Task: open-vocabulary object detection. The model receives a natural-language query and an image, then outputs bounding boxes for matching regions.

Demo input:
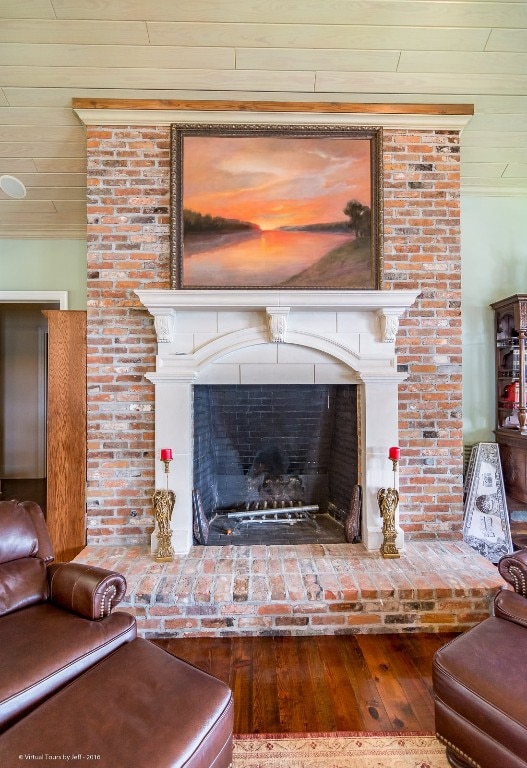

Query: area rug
[233,732,450,767]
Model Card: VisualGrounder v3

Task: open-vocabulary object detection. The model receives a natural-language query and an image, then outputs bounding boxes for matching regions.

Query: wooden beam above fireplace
[73,98,474,131]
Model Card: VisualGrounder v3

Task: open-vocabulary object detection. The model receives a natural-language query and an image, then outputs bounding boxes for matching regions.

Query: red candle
[389,446,401,460]
[160,448,173,461]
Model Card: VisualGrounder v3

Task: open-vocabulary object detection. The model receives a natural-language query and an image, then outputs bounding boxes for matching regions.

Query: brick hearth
[75,542,505,639]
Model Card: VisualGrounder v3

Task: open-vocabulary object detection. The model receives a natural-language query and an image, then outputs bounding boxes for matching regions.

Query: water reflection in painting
[184,229,372,288]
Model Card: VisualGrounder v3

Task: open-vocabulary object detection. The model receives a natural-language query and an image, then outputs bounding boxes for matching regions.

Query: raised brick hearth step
[74,541,505,638]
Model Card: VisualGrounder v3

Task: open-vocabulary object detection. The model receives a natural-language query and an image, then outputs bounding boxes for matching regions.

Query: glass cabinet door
[493,296,527,434]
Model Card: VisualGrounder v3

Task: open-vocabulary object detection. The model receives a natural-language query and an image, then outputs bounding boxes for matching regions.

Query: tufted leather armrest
[47,562,127,620]
[494,588,527,628]
[498,549,527,597]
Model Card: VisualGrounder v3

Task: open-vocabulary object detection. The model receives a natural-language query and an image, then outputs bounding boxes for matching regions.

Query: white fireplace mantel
[135,289,419,554]
[136,288,419,348]
[136,288,419,311]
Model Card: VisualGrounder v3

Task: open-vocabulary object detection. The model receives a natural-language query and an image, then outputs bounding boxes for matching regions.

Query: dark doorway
[0,302,57,511]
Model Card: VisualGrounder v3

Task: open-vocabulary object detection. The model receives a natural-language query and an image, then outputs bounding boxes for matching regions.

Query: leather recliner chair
[0,499,234,768]
[433,549,527,768]
[0,498,137,731]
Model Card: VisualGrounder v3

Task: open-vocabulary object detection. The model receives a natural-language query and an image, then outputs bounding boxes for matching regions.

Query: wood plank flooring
[153,631,457,734]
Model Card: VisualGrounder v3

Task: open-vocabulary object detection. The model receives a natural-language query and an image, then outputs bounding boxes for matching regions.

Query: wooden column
[43,310,86,562]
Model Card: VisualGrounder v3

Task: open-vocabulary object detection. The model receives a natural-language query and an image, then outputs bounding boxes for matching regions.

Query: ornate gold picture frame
[170,123,383,290]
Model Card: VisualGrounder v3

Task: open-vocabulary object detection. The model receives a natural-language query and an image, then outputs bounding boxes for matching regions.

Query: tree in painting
[343,199,371,239]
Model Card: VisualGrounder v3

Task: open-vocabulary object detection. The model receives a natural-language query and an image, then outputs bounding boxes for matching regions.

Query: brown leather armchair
[0,499,234,768]
[433,549,527,768]
[0,499,136,732]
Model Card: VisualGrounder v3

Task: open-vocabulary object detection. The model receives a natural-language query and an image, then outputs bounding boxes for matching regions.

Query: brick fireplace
[79,102,467,551]
[73,101,509,638]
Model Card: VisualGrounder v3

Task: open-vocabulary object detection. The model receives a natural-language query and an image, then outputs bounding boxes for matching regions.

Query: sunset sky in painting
[182,134,371,231]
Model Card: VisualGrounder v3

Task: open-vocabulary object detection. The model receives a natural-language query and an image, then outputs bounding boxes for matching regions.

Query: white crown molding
[74,108,472,132]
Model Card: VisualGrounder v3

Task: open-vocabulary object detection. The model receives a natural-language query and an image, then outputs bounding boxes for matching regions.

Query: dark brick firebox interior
[193,384,358,545]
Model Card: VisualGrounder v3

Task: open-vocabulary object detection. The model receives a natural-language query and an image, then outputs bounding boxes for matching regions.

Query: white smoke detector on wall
[0,175,27,199]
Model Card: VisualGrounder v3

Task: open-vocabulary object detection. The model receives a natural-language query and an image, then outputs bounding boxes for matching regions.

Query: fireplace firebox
[193,384,358,544]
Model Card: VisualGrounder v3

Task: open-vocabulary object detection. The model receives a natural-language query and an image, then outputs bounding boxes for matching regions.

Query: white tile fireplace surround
[136,289,419,555]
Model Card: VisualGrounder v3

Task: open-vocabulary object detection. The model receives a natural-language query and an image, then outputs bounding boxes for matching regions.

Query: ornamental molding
[266,307,290,343]
[153,312,176,343]
[377,309,401,343]
[135,288,420,314]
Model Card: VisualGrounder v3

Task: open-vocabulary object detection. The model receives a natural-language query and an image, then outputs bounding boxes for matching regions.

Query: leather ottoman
[433,616,527,768]
[0,638,233,768]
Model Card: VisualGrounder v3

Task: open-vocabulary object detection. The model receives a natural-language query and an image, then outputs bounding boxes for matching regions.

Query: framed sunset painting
[170,123,383,290]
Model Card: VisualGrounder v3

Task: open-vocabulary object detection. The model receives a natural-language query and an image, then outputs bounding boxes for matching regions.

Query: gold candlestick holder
[378,458,400,559]
[152,457,175,562]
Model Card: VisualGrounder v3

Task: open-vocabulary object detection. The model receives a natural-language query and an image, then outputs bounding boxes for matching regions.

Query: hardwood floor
[153,632,457,734]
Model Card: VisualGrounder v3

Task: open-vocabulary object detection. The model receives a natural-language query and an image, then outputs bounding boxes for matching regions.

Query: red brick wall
[384,129,462,538]
[86,126,170,543]
[86,125,463,544]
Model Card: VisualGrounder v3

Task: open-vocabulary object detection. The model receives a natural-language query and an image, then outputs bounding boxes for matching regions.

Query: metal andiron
[152,449,175,562]
[378,448,401,558]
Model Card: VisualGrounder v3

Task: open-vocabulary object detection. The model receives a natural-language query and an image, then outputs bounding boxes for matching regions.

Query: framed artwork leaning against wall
[463,442,513,563]
[170,123,383,290]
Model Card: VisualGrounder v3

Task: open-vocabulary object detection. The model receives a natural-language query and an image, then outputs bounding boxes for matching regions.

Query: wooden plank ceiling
[0,0,526,238]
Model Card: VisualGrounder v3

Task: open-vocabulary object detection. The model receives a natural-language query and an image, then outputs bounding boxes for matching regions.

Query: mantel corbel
[377,308,403,343]
[151,309,177,343]
[266,307,290,343]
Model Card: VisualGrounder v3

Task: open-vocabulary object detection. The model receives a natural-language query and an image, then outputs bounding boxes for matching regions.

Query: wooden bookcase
[492,295,527,504]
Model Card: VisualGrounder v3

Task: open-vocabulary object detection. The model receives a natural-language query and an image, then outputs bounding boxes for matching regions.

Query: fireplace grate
[227,504,319,528]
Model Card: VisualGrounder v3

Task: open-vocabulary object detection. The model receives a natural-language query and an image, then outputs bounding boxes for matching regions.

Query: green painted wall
[0,239,86,310]
[1,197,526,445]
[461,196,527,446]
